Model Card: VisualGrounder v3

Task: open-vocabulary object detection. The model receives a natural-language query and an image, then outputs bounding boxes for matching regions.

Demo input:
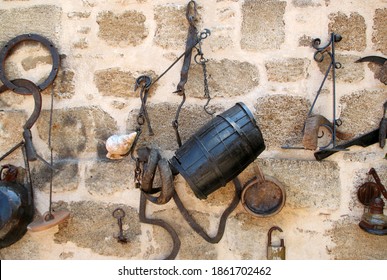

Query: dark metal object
[241,166,285,217]
[359,197,387,235]
[170,102,265,199]
[356,56,387,85]
[314,128,380,161]
[0,165,34,248]
[173,177,242,244]
[267,226,285,260]
[0,34,60,94]
[357,181,381,206]
[139,191,180,260]
[368,168,387,200]
[379,101,387,148]
[135,75,153,136]
[112,208,128,243]
[283,33,348,152]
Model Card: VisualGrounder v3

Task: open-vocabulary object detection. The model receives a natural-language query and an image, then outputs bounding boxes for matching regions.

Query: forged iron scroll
[0,34,60,94]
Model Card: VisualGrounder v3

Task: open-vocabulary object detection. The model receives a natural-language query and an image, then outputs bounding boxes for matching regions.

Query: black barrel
[169,102,265,199]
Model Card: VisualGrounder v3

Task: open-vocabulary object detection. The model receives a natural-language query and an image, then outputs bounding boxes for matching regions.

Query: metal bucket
[169,102,265,199]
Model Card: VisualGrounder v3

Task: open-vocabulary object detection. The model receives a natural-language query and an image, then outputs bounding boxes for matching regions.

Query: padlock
[267,226,285,260]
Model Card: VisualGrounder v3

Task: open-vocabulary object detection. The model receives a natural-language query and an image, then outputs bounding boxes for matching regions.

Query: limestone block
[0,110,26,161]
[153,4,189,49]
[54,201,142,258]
[127,102,217,151]
[31,160,79,193]
[254,95,310,149]
[339,89,387,136]
[265,58,310,83]
[328,12,366,51]
[97,11,148,47]
[372,8,387,55]
[257,158,341,210]
[94,68,157,98]
[298,35,313,47]
[0,5,61,46]
[36,106,118,159]
[327,217,387,259]
[85,160,135,195]
[185,59,259,98]
[34,69,76,99]
[0,234,40,260]
[292,0,322,7]
[241,0,286,51]
[316,54,364,83]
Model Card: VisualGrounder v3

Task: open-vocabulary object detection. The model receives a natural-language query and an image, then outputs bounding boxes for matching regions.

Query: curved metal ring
[0,34,60,94]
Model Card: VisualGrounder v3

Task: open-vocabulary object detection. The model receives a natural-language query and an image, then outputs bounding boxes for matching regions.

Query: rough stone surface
[241,0,286,50]
[257,158,341,209]
[0,234,40,260]
[328,12,366,51]
[339,89,387,136]
[316,54,364,83]
[127,102,218,151]
[298,35,313,47]
[254,95,310,149]
[292,0,322,7]
[372,8,387,55]
[54,201,142,258]
[43,70,75,99]
[0,5,62,45]
[327,217,387,259]
[265,58,310,82]
[85,160,135,195]
[0,110,26,161]
[97,11,148,47]
[185,59,259,98]
[32,160,79,193]
[94,68,157,98]
[153,4,189,49]
[36,107,118,159]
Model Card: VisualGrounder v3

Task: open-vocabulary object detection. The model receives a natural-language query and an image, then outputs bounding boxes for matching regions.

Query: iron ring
[0,34,60,95]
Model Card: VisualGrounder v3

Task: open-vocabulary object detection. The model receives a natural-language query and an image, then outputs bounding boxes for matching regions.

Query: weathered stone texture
[292,0,322,7]
[85,160,134,195]
[97,11,148,47]
[127,102,218,151]
[328,12,366,51]
[94,68,156,98]
[257,158,340,209]
[186,59,259,98]
[0,5,62,45]
[40,70,75,99]
[265,58,310,82]
[327,217,387,259]
[153,5,189,49]
[0,234,40,260]
[0,110,26,160]
[32,160,79,193]
[339,89,387,136]
[254,95,310,149]
[54,201,142,258]
[298,35,313,47]
[372,8,387,55]
[36,107,118,159]
[316,54,364,83]
[241,0,286,50]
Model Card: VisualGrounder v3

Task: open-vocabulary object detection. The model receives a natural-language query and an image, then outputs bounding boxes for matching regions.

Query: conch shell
[105,132,137,159]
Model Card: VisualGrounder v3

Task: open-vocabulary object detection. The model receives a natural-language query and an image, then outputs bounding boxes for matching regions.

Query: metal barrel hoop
[0,33,60,94]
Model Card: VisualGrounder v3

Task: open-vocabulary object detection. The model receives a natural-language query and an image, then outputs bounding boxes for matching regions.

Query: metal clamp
[0,33,60,94]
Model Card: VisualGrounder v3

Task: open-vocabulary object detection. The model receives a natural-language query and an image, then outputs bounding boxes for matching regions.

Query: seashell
[105,132,137,160]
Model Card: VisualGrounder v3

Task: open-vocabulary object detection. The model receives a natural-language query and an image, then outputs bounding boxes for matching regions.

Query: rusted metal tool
[267,226,286,260]
[355,55,387,85]
[112,208,128,244]
[379,101,387,148]
[0,33,60,94]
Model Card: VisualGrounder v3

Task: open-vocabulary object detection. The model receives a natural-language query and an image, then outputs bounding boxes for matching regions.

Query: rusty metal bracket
[0,33,60,94]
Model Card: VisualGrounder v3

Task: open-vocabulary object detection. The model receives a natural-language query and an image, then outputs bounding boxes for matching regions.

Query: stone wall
[0,0,386,260]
